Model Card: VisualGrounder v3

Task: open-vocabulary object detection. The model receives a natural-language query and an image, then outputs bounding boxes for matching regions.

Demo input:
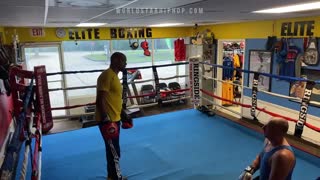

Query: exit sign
[30,28,45,37]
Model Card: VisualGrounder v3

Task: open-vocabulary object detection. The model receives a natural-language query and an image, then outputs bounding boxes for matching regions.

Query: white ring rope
[200,96,266,118]
[38,123,42,180]
[201,96,242,116]
[159,75,188,80]
[49,85,96,92]
[49,75,188,91]
[130,75,187,84]
[130,78,154,84]
[20,115,34,180]
[201,75,301,102]
[20,146,29,180]
[52,96,191,120]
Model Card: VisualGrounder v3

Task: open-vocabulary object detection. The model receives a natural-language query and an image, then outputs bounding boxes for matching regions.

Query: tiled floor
[48,101,193,134]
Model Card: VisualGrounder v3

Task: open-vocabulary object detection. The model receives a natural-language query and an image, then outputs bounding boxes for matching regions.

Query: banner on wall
[68,28,101,40]
[110,27,152,39]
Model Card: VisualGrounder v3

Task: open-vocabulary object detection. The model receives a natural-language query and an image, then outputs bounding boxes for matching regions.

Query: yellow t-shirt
[95,68,122,122]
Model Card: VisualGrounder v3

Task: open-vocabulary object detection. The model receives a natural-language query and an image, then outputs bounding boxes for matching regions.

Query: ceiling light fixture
[253,2,320,13]
[76,23,106,27]
[149,23,185,27]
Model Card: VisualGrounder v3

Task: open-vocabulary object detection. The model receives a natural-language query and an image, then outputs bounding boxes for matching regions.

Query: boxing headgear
[101,122,119,139]
[141,40,151,56]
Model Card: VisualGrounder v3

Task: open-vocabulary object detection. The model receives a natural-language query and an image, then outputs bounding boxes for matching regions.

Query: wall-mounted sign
[68,28,100,40]
[110,27,152,39]
[30,28,45,37]
[281,20,315,36]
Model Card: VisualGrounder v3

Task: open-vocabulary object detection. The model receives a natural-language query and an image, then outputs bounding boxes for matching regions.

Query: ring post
[34,66,53,133]
[294,81,315,138]
[189,57,201,108]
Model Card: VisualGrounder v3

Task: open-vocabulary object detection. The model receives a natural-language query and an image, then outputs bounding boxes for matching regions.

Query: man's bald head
[263,117,290,140]
[110,52,126,66]
[110,52,127,72]
[268,117,289,135]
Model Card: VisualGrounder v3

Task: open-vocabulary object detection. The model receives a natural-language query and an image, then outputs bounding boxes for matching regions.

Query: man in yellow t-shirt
[95,52,128,180]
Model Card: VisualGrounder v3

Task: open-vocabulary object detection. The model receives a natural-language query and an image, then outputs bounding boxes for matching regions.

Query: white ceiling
[0,0,319,27]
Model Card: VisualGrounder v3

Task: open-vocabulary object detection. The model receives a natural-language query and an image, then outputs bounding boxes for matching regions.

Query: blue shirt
[222,57,233,80]
[260,145,295,180]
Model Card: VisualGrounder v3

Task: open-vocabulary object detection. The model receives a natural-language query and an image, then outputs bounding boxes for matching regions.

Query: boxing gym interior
[0,0,320,179]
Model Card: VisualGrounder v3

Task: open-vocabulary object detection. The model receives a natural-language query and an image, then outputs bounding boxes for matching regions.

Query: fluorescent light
[253,2,320,13]
[76,23,106,27]
[149,23,184,27]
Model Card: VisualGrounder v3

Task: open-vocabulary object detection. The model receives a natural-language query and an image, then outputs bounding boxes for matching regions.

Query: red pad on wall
[0,91,13,149]
[174,38,186,61]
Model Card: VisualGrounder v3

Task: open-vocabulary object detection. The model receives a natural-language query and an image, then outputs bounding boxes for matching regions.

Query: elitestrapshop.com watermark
[116,8,204,15]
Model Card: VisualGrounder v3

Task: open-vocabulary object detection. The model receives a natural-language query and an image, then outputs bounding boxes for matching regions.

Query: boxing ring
[1,57,320,180]
[16,110,320,180]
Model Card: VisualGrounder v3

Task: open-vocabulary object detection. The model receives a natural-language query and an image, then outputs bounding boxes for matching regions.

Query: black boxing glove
[238,165,255,180]
[121,110,133,129]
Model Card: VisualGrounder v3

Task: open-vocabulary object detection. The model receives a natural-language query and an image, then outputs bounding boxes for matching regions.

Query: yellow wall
[203,16,320,39]
[2,15,320,43]
[202,21,274,39]
[0,27,5,44]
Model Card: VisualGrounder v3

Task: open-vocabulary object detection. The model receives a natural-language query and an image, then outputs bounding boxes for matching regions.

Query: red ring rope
[127,88,190,99]
[200,89,320,132]
[50,88,190,110]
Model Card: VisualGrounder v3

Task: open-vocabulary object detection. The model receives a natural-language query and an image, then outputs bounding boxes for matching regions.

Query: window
[153,38,187,88]
[63,40,110,97]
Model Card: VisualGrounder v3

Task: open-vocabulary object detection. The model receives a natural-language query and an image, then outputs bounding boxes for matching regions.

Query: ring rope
[0,76,35,179]
[46,69,104,76]
[129,74,187,84]
[31,113,42,180]
[52,96,191,120]
[135,96,191,108]
[47,75,188,92]
[130,78,154,84]
[200,95,320,158]
[200,61,320,83]
[50,88,190,110]
[48,85,96,92]
[37,122,42,180]
[126,62,189,70]
[201,96,242,116]
[128,75,188,84]
[51,102,95,111]
[158,75,188,81]
[202,75,301,101]
[20,114,34,180]
[200,89,320,132]
[46,62,189,76]
[127,88,190,99]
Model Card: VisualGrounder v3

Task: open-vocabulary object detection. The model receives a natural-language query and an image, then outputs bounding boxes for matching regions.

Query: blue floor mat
[16,109,320,180]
